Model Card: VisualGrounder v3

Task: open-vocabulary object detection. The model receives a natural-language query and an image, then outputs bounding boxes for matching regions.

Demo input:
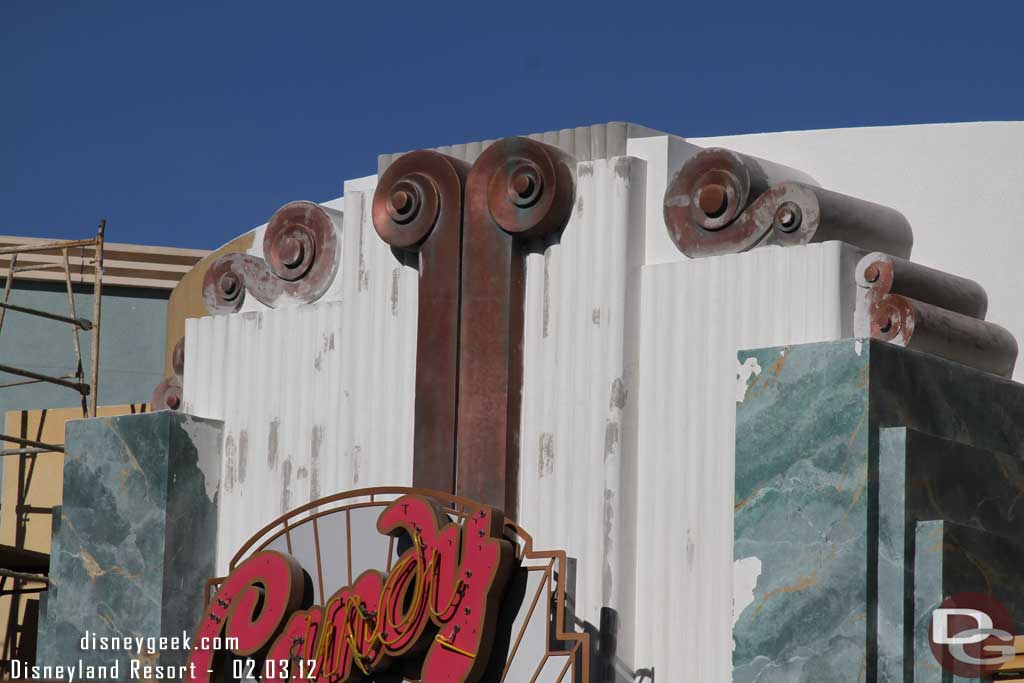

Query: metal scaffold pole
[0,221,107,669]
[89,220,104,417]
[0,221,105,418]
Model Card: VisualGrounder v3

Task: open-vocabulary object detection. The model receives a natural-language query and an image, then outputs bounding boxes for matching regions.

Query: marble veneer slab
[912,520,1024,683]
[878,428,1024,681]
[734,339,1024,682]
[734,339,872,682]
[37,411,222,671]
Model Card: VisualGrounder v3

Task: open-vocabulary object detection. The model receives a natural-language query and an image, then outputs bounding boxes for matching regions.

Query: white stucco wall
[184,121,1024,680]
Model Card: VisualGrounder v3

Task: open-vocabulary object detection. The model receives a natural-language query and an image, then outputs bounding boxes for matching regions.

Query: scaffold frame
[0,221,105,457]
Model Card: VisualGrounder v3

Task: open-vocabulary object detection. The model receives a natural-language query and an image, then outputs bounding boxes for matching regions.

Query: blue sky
[2,0,1021,250]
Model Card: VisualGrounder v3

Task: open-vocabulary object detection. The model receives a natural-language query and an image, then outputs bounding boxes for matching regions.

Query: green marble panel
[913,521,1024,683]
[912,520,946,682]
[877,428,1024,681]
[870,341,1024,458]
[877,427,908,683]
[735,339,1024,682]
[37,411,222,671]
[734,339,871,683]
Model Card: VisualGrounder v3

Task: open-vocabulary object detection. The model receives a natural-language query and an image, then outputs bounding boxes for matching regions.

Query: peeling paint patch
[578,163,594,177]
[592,308,601,325]
[605,378,626,462]
[224,434,236,492]
[180,417,221,501]
[602,488,615,603]
[358,195,370,291]
[538,433,555,476]
[315,333,335,371]
[297,466,308,480]
[733,556,762,639]
[268,419,280,469]
[310,424,323,499]
[736,357,762,403]
[609,377,627,410]
[390,268,400,316]
[352,444,362,484]
[855,339,863,356]
[281,458,293,513]
[604,422,620,460]
[237,430,248,484]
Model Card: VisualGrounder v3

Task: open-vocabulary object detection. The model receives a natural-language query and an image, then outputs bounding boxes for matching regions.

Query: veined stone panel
[39,412,222,671]
[734,339,1024,681]
[877,428,1024,680]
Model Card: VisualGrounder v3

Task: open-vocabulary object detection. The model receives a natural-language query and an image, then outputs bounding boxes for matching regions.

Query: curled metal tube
[151,375,183,411]
[869,295,1017,377]
[456,137,576,515]
[152,338,185,411]
[473,136,576,240]
[203,201,342,315]
[372,150,470,494]
[855,252,988,320]
[373,150,469,250]
[855,252,1016,377]
[171,336,186,376]
[664,147,913,258]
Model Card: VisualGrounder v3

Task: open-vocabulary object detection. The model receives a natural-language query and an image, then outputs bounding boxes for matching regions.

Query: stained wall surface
[185,181,417,574]
[181,121,1024,678]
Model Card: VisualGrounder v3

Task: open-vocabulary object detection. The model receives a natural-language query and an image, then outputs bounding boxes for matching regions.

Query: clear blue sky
[2,1,1020,250]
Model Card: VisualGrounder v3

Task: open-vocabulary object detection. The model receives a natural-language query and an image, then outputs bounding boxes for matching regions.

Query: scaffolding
[0,221,105,456]
[0,222,105,672]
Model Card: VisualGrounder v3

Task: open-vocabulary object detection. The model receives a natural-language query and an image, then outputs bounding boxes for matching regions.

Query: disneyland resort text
[8,631,239,681]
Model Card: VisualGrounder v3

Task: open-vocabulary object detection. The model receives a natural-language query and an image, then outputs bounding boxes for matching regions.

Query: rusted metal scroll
[457,137,575,517]
[151,338,185,410]
[371,151,470,494]
[664,147,913,258]
[151,375,182,411]
[855,252,1018,377]
[202,201,342,314]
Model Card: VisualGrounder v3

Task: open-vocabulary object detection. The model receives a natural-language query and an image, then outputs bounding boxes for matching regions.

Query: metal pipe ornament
[372,150,471,495]
[664,147,913,258]
[855,251,1017,377]
[203,201,342,315]
[457,137,576,516]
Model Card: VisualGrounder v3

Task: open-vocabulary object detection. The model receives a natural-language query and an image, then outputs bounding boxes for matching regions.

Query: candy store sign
[186,495,514,682]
